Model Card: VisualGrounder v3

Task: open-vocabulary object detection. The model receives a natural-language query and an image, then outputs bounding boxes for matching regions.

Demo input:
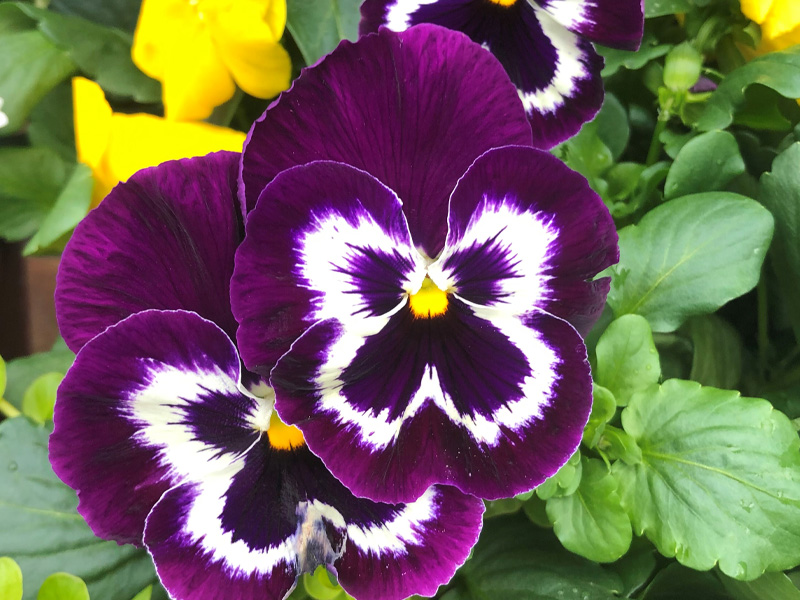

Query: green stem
[0,398,20,419]
[646,113,669,166]
[757,276,769,378]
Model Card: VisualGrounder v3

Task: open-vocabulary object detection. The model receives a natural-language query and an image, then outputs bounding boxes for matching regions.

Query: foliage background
[3,0,800,598]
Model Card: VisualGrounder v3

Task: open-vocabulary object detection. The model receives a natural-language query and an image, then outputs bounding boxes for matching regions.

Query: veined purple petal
[239,25,532,257]
[50,310,260,544]
[56,152,243,353]
[232,161,425,376]
[146,442,483,600]
[433,145,618,335]
[532,0,644,50]
[271,303,593,504]
[360,1,605,148]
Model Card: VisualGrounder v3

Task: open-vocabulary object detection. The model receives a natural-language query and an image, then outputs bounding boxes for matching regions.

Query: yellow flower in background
[132,0,291,121]
[741,0,800,52]
[73,77,246,207]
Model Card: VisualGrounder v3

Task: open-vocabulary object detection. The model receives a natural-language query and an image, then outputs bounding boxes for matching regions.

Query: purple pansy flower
[359,0,644,148]
[232,26,619,505]
[51,152,484,600]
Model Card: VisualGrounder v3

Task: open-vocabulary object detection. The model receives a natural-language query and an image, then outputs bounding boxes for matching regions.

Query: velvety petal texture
[56,151,243,353]
[360,0,643,147]
[239,24,532,256]
[51,310,483,600]
[236,150,614,503]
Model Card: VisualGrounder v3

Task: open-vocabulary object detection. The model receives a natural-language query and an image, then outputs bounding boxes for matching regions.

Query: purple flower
[359,0,644,148]
[51,152,484,600]
[232,26,619,504]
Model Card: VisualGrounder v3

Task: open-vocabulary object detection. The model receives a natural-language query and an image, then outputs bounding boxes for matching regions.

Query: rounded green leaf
[664,131,745,200]
[546,458,632,563]
[21,372,63,424]
[583,385,617,447]
[0,354,7,398]
[607,193,774,332]
[439,513,623,600]
[536,451,582,500]
[687,315,743,390]
[0,557,23,600]
[130,586,152,600]
[595,315,660,406]
[613,380,800,579]
[37,573,88,600]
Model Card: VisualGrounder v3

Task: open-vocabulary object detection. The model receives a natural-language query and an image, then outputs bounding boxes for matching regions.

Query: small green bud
[663,42,703,92]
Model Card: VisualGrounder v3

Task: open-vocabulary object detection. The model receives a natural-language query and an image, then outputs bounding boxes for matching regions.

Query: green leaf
[13,3,160,103]
[439,513,623,600]
[760,143,800,342]
[645,0,692,17]
[303,566,353,600]
[5,339,74,409]
[583,384,616,447]
[286,0,360,65]
[606,538,658,598]
[0,147,72,243]
[719,571,800,599]
[0,17,76,134]
[697,47,800,132]
[37,573,89,600]
[0,557,23,600]
[687,315,743,390]
[597,32,671,77]
[664,131,745,200]
[21,373,63,424]
[0,418,159,600]
[595,315,661,406]
[546,458,632,563]
[598,424,643,465]
[536,451,582,500]
[0,354,6,397]
[641,564,728,599]
[130,586,152,600]
[607,193,774,332]
[613,379,800,579]
[23,164,93,255]
[596,94,629,161]
[48,0,143,34]
[28,80,76,162]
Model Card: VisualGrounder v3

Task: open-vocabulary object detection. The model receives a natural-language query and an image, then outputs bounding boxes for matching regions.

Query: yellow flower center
[409,277,449,318]
[267,410,305,450]
[487,0,517,6]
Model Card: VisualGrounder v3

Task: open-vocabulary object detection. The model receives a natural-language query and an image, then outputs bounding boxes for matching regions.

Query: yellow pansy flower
[132,0,291,121]
[73,77,246,207]
[741,0,800,52]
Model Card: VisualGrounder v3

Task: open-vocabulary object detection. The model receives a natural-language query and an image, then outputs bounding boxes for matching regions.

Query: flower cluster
[50,8,637,600]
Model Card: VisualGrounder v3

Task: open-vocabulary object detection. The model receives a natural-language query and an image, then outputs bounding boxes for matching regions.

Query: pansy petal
[50,310,260,544]
[530,0,644,50]
[146,438,482,600]
[232,161,424,375]
[272,302,592,504]
[56,151,242,353]
[239,25,532,256]
[430,145,617,335]
[360,1,604,148]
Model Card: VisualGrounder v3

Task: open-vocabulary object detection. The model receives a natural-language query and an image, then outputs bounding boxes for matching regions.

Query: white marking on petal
[528,0,588,30]
[519,7,590,114]
[298,210,425,329]
[315,314,558,449]
[429,196,559,315]
[183,466,297,575]
[127,363,259,481]
[346,487,438,555]
[384,0,440,30]
[0,98,8,129]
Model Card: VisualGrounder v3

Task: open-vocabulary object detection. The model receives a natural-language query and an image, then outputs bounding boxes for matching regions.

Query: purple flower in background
[232,26,619,504]
[360,0,644,148]
[50,153,484,600]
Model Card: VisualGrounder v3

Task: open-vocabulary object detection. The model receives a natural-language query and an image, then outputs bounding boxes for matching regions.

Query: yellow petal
[740,0,775,24]
[72,77,112,171]
[133,0,236,121]
[760,0,800,40]
[208,0,291,99]
[104,113,245,184]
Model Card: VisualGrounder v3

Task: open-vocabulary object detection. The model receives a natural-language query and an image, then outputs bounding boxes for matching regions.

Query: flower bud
[663,42,703,92]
